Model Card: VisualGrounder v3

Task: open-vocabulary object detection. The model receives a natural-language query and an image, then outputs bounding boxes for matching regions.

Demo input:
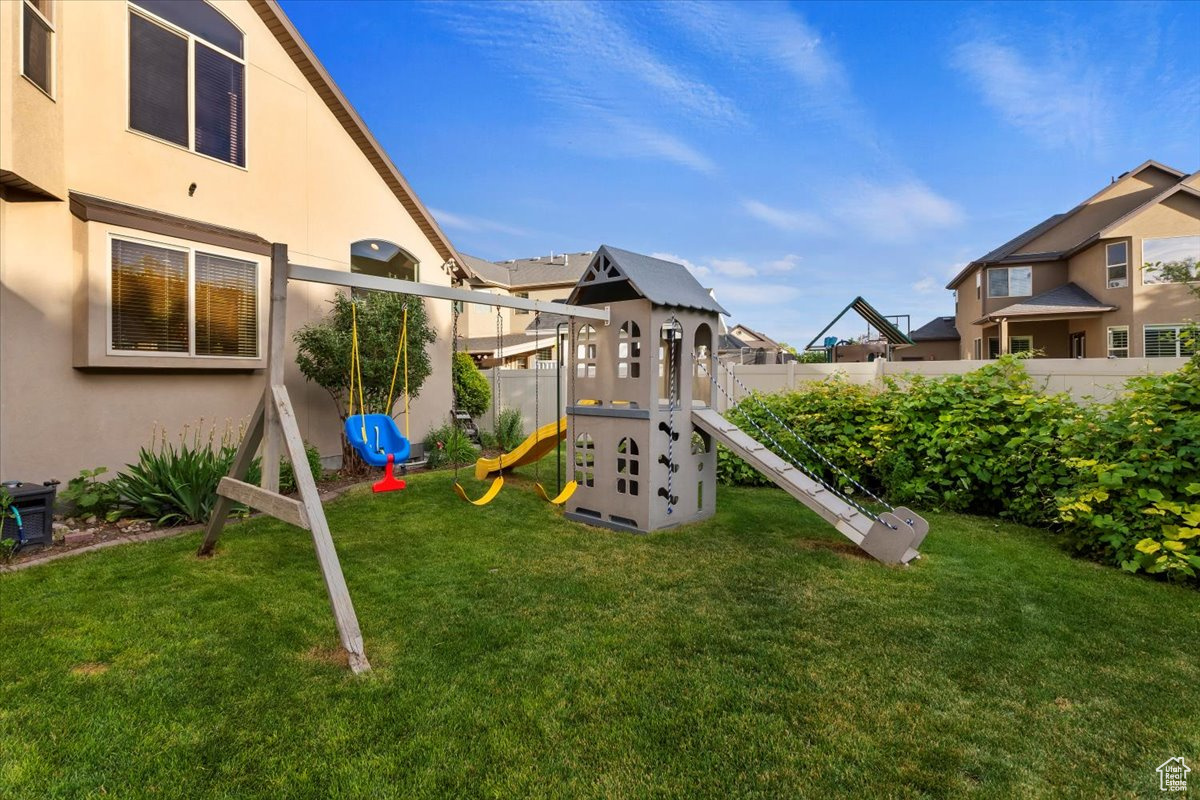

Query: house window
[21,0,54,96]
[349,240,418,300]
[574,433,594,487]
[987,266,1032,298]
[576,325,597,378]
[1142,236,1200,285]
[617,321,641,379]
[975,271,981,300]
[973,338,982,360]
[110,236,259,357]
[616,437,639,496]
[987,335,1032,358]
[1144,324,1197,358]
[1107,326,1129,358]
[514,291,529,315]
[1105,242,1128,288]
[129,1,246,167]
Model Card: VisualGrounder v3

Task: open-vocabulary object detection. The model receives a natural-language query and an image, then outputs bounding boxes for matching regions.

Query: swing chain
[451,300,461,481]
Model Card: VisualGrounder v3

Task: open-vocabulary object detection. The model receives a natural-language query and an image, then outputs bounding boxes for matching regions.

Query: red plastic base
[372,454,407,493]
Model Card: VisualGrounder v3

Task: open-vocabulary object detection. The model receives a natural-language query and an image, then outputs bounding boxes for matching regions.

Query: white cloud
[559,116,716,174]
[710,258,757,278]
[741,199,830,234]
[762,254,802,273]
[717,282,801,305]
[952,38,1107,152]
[429,208,530,237]
[836,180,963,243]
[912,277,940,294]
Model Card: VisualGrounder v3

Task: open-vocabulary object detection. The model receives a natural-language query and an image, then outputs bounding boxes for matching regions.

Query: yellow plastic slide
[474,416,567,480]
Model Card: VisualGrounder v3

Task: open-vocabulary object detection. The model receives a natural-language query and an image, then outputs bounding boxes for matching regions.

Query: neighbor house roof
[462,331,557,357]
[730,324,781,348]
[568,246,728,315]
[972,283,1117,324]
[909,316,959,342]
[250,1,468,278]
[460,252,592,290]
[947,160,1193,289]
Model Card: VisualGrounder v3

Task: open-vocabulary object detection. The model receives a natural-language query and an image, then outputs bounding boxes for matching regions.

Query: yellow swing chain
[350,301,367,442]
[385,306,409,437]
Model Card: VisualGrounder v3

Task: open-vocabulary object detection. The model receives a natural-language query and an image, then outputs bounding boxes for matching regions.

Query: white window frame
[1142,323,1196,359]
[20,0,55,99]
[1105,242,1128,289]
[126,1,249,170]
[986,266,1033,299]
[1107,326,1129,358]
[987,335,1032,358]
[973,338,982,360]
[975,270,981,300]
[106,233,263,360]
[1141,235,1200,286]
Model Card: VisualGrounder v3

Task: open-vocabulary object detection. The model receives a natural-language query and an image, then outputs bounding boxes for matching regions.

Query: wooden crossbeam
[217,477,309,530]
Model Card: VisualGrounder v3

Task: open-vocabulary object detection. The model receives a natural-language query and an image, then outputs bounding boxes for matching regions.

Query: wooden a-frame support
[199,243,610,673]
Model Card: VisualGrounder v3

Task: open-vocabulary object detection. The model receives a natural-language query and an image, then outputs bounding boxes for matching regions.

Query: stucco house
[457,251,589,368]
[947,161,1200,359]
[898,316,959,361]
[0,0,470,480]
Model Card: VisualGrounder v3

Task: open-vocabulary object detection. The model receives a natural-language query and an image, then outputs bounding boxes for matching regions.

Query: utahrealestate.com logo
[1157,757,1190,792]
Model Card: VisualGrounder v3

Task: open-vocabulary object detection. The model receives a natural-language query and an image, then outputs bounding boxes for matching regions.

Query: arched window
[658,319,683,404]
[616,437,639,495]
[350,240,419,298]
[574,433,595,487]
[617,321,641,379]
[691,430,710,457]
[693,322,713,406]
[576,325,597,378]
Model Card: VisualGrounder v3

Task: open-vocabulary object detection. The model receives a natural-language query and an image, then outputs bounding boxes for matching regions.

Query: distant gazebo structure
[563,246,726,532]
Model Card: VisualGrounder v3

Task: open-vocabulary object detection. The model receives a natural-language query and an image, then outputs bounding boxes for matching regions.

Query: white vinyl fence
[484,358,1190,431]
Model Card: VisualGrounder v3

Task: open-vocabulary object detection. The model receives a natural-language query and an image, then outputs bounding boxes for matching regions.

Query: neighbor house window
[973,338,982,360]
[1142,236,1200,285]
[987,335,1032,359]
[1107,326,1129,358]
[975,271,981,300]
[987,266,1032,298]
[1105,242,1128,288]
[111,236,259,357]
[514,291,529,315]
[1143,324,1197,358]
[22,0,54,96]
[129,1,246,166]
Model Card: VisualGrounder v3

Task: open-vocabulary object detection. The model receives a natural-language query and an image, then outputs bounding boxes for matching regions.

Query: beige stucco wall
[0,0,456,480]
[897,340,959,361]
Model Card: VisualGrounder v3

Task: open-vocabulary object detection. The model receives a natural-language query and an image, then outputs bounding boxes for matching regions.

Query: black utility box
[1,481,57,548]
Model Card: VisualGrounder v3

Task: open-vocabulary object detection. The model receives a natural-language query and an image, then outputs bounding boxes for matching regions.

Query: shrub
[1056,358,1200,582]
[111,442,240,526]
[873,357,1084,526]
[453,352,491,419]
[277,442,324,493]
[423,423,480,470]
[58,467,125,521]
[495,408,525,452]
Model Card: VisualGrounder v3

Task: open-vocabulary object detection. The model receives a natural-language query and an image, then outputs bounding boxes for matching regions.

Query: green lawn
[1,464,1197,799]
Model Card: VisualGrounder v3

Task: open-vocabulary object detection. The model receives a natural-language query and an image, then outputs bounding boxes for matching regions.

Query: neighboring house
[947,160,1200,360]
[457,252,589,368]
[898,316,959,361]
[0,0,469,480]
[719,323,792,364]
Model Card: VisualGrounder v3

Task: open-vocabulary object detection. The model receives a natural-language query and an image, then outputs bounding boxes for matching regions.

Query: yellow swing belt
[453,476,504,506]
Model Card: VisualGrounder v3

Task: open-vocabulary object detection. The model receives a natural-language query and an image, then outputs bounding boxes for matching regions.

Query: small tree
[1143,260,1200,358]
[294,291,436,470]
[453,352,491,418]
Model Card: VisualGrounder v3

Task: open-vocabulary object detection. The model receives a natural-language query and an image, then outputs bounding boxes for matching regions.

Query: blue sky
[280,0,1200,347]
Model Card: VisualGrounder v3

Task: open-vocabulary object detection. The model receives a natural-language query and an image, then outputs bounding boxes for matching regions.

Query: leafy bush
[453,352,491,419]
[1056,358,1200,581]
[423,423,480,470]
[278,442,324,493]
[58,467,124,521]
[495,408,525,451]
[111,442,239,526]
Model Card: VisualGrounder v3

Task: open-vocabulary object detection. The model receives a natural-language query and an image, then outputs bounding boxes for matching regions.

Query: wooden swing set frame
[199,243,609,673]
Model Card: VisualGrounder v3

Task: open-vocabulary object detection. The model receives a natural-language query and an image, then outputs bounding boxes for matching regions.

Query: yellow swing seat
[534,480,577,506]
[453,476,504,506]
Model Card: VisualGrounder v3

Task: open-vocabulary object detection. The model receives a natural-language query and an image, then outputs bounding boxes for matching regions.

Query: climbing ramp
[692,409,926,564]
[475,416,567,480]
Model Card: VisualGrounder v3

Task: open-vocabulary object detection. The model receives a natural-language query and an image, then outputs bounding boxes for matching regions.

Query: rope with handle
[696,355,881,523]
[664,320,679,515]
[712,356,891,510]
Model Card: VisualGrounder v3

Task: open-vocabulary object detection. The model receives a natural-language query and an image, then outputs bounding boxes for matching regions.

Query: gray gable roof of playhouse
[568,246,728,315]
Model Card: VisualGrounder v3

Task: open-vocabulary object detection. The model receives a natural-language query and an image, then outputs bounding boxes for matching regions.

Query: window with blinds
[195,254,258,357]
[112,239,189,353]
[22,0,54,95]
[129,2,245,167]
[1144,324,1197,359]
[110,237,259,358]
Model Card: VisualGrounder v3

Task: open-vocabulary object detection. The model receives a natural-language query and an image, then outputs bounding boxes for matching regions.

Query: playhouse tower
[564,247,726,532]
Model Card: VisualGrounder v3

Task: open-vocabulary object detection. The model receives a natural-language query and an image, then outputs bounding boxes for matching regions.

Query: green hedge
[717,356,1200,584]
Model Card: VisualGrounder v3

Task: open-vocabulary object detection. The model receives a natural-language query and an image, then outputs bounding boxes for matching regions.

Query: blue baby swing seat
[345,413,410,491]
